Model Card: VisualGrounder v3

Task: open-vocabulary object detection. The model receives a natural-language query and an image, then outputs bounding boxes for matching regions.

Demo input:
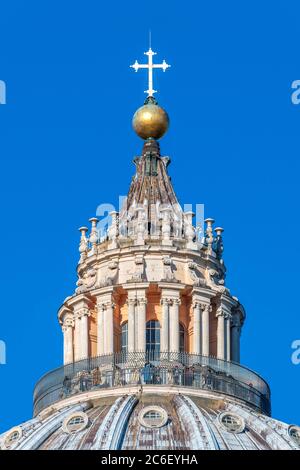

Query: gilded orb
[133,102,169,140]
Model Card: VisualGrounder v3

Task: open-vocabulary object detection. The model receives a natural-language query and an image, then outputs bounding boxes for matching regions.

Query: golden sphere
[132,103,169,140]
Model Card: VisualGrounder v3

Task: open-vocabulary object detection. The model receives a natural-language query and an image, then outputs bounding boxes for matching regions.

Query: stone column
[201,303,211,356]
[94,288,115,357]
[127,298,136,352]
[62,316,74,364]
[74,313,82,361]
[170,298,180,353]
[216,296,234,361]
[80,308,90,359]
[68,296,91,361]
[160,285,184,355]
[105,301,115,355]
[192,289,214,357]
[160,298,170,352]
[96,301,105,356]
[231,317,241,363]
[216,306,225,360]
[137,298,147,351]
[225,313,231,361]
[193,302,201,355]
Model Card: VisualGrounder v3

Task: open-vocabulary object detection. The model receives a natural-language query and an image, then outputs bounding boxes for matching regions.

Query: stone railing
[78,214,224,263]
[33,352,271,417]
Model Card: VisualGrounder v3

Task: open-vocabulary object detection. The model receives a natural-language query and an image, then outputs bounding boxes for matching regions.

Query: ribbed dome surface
[1,392,298,450]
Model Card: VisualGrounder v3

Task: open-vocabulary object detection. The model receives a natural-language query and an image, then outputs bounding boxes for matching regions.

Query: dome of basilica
[1,390,299,450]
[1,46,298,453]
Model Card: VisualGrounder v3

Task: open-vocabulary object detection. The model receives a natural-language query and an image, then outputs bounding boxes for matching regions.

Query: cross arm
[152,60,171,72]
[130,61,149,72]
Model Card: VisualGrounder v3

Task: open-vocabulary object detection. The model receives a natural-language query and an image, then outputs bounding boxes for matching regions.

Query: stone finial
[184,211,196,249]
[185,211,195,224]
[135,206,146,245]
[108,211,119,248]
[204,218,215,251]
[214,227,224,237]
[161,206,172,246]
[89,217,99,250]
[78,226,88,263]
[79,226,88,241]
[213,226,224,261]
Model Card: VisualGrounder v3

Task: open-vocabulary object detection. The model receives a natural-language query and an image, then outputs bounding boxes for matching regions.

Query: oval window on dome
[62,412,89,434]
[219,412,245,433]
[138,406,168,428]
[2,427,22,449]
[288,425,300,446]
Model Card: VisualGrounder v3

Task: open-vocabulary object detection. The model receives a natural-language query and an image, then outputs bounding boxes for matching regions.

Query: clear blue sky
[0,1,299,433]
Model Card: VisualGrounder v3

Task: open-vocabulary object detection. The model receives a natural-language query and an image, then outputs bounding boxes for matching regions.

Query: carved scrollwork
[161,255,178,282]
[98,261,119,288]
[128,254,146,283]
[206,268,229,294]
[75,268,97,294]
[188,261,206,287]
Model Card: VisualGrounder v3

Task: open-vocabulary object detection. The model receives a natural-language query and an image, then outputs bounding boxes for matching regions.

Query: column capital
[137,297,147,306]
[216,308,224,318]
[232,303,246,324]
[215,294,235,316]
[127,298,137,307]
[58,305,74,326]
[93,288,115,311]
[231,315,241,328]
[192,301,201,309]
[160,285,183,308]
[97,300,115,311]
[107,301,115,309]
[200,303,212,313]
[62,316,74,331]
[96,300,106,311]
[74,307,91,319]
[216,304,232,319]
[161,297,180,306]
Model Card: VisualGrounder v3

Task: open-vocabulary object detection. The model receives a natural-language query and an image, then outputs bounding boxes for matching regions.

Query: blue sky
[0,0,299,432]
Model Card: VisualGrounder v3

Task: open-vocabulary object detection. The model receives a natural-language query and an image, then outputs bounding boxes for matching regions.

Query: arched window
[146,320,160,356]
[121,322,128,353]
[179,323,185,353]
